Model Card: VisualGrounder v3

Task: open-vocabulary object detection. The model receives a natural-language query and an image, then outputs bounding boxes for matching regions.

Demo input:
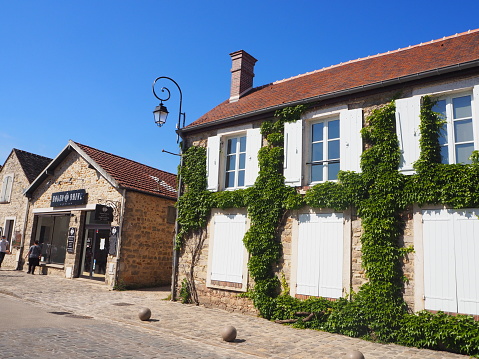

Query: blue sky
[1,1,478,174]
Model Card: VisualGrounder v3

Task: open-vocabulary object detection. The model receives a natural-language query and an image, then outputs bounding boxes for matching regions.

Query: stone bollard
[345,350,365,359]
[221,325,237,342]
[138,307,151,321]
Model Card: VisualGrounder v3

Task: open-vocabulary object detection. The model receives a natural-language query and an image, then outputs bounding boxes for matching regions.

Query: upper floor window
[225,135,246,188]
[0,174,14,203]
[433,93,475,164]
[310,118,340,182]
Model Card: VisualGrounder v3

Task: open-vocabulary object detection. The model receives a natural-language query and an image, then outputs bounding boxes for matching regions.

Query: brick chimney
[229,50,257,103]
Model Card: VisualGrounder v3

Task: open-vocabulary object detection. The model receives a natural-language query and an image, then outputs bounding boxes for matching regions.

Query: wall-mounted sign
[109,226,119,256]
[67,227,76,253]
[51,189,87,207]
[95,204,114,222]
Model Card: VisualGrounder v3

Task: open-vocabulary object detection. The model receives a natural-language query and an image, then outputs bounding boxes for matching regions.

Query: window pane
[454,119,473,143]
[311,164,323,182]
[226,155,236,171]
[328,162,340,181]
[312,123,323,142]
[237,170,245,187]
[440,145,449,164]
[438,124,448,146]
[328,140,340,160]
[227,138,237,154]
[453,95,472,119]
[239,153,246,169]
[433,99,446,119]
[312,143,323,162]
[225,172,235,188]
[328,120,340,139]
[456,143,474,164]
[239,136,247,152]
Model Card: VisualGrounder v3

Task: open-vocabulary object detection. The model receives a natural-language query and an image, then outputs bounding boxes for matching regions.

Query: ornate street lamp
[152,76,185,302]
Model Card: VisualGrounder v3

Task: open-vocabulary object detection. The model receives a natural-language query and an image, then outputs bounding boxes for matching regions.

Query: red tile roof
[75,142,177,200]
[188,29,479,128]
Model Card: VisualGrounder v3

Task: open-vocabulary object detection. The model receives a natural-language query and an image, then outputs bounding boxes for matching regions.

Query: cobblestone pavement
[0,270,472,358]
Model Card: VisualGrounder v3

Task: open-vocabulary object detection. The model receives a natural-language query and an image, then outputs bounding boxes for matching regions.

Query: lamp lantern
[153,103,169,127]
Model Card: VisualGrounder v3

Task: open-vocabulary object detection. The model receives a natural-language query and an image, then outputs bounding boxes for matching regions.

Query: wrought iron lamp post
[152,76,185,301]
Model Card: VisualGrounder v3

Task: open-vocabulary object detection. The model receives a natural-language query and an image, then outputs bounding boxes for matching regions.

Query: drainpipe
[114,188,127,288]
[17,196,31,270]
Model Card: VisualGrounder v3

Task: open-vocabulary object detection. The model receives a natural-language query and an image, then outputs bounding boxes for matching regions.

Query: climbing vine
[176,99,479,357]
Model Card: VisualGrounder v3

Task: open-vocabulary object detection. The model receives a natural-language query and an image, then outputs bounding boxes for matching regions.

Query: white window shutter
[206,135,220,192]
[340,109,362,172]
[284,120,303,186]
[473,85,479,151]
[4,175,13,202]
[395,96,421,174]
[244,128,262,187]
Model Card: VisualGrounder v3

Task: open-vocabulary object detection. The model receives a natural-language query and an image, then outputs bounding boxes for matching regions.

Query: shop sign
[95,204,114,222]
[51,189,87,207]
[109,226,119,256]
[67,227,76,253]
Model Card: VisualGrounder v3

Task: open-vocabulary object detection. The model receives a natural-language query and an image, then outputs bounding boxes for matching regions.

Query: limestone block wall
[0,152,30,269]
[118,190,175,287]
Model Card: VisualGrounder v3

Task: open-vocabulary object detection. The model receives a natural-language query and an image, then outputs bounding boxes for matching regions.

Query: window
[0,174,14,203]
[310,118,340,182]
[433,93,475,164]
[225,135,246,188]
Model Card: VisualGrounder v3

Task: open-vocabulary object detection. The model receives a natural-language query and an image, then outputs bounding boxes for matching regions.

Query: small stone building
[0,149,52,269]
[23,140,177,288]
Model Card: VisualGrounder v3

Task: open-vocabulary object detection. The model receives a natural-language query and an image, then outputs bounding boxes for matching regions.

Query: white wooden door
[297,213,344,298]
[210,214,247,284]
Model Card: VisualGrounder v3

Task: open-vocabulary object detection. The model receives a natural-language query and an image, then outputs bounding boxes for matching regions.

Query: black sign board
[95,204,114,222]
[67,227,76,253]
[51,189,87,207]
[109,226,119,256]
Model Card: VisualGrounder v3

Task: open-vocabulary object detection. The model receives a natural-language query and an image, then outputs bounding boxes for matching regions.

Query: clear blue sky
[1,1,478,174]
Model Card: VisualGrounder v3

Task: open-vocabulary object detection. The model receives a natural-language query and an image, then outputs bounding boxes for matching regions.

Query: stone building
[175,29,479,317]
[0,149,52,269]
[23,140,177,288]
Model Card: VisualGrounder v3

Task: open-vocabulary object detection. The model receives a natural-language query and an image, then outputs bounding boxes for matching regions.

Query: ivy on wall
[176,99,479,357]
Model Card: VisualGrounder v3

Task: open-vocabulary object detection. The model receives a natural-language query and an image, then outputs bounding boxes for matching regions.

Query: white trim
[412,76,479,97]
[217,123,253,135]
[33,204,96,214]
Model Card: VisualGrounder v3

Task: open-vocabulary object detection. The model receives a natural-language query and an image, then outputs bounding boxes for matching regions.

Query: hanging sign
[51,189,87,207]
[67,227,76,253]
[95,204,114,222]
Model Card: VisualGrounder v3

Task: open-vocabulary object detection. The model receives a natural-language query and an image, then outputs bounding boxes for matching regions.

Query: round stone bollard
[221,325,237,342]
[345,350,365,359]
[138,307,151,321]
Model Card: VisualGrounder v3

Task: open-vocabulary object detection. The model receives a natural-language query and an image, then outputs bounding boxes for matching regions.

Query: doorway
[80,228,110,280]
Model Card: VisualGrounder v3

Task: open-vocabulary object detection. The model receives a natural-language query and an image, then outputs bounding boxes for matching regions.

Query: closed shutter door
[422,209,458,313]
[206,135,220,192]
[210,214,246,284]
[297,213,344,298]
[395,96,421,174]
[284,119,303,187]
[340,109,363,173]
[244,128,262,187]
[454,210,479,316]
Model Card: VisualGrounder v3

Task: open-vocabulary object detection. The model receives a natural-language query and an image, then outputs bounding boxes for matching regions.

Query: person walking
[0,236,10,268]
[25,240,42,274]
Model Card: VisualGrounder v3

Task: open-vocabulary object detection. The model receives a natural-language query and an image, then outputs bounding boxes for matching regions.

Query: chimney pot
[229,50,257,103]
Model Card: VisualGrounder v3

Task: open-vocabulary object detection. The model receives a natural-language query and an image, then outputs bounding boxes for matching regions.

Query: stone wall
[118,190,175,287]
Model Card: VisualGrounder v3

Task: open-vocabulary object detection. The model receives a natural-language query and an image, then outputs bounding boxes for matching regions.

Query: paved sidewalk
[0,270,471,359]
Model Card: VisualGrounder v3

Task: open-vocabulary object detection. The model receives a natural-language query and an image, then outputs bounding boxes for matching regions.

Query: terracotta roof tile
[74,142,177,199]
[188,29,479,128]
[14,149,52,183]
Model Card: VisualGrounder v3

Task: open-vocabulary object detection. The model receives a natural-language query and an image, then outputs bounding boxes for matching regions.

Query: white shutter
[284,119,303,187]
[454,210,479,316]
[244,128,262,187]
[297,213,344,299]
[210,214,246,284]
[395,96,421,174]
[340,109,363,173]
[4,175,13,202]
[422,209,458,313]
[473,85,479,152]
[206,135,220,192]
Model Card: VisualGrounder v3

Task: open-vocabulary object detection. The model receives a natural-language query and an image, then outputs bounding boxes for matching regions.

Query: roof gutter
[179,59,479,134]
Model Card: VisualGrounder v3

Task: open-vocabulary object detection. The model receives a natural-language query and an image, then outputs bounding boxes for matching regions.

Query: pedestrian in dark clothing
[25,240,42,274]
[0,235,10,268]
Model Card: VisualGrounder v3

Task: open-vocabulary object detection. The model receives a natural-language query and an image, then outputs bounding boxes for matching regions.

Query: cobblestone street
[0,270,471,358]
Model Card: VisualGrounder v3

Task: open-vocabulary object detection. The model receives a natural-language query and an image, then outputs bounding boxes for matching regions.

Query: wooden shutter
[473,85,479,152]
[297,213,344,298]
[395,96,421,174]
[284,119,303,187]
[210,214,246,284]
[422,209,458,313]
[244,128,262,187]
[340,109,363,173]
[206,135,220,192]
[0,175,13,202]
